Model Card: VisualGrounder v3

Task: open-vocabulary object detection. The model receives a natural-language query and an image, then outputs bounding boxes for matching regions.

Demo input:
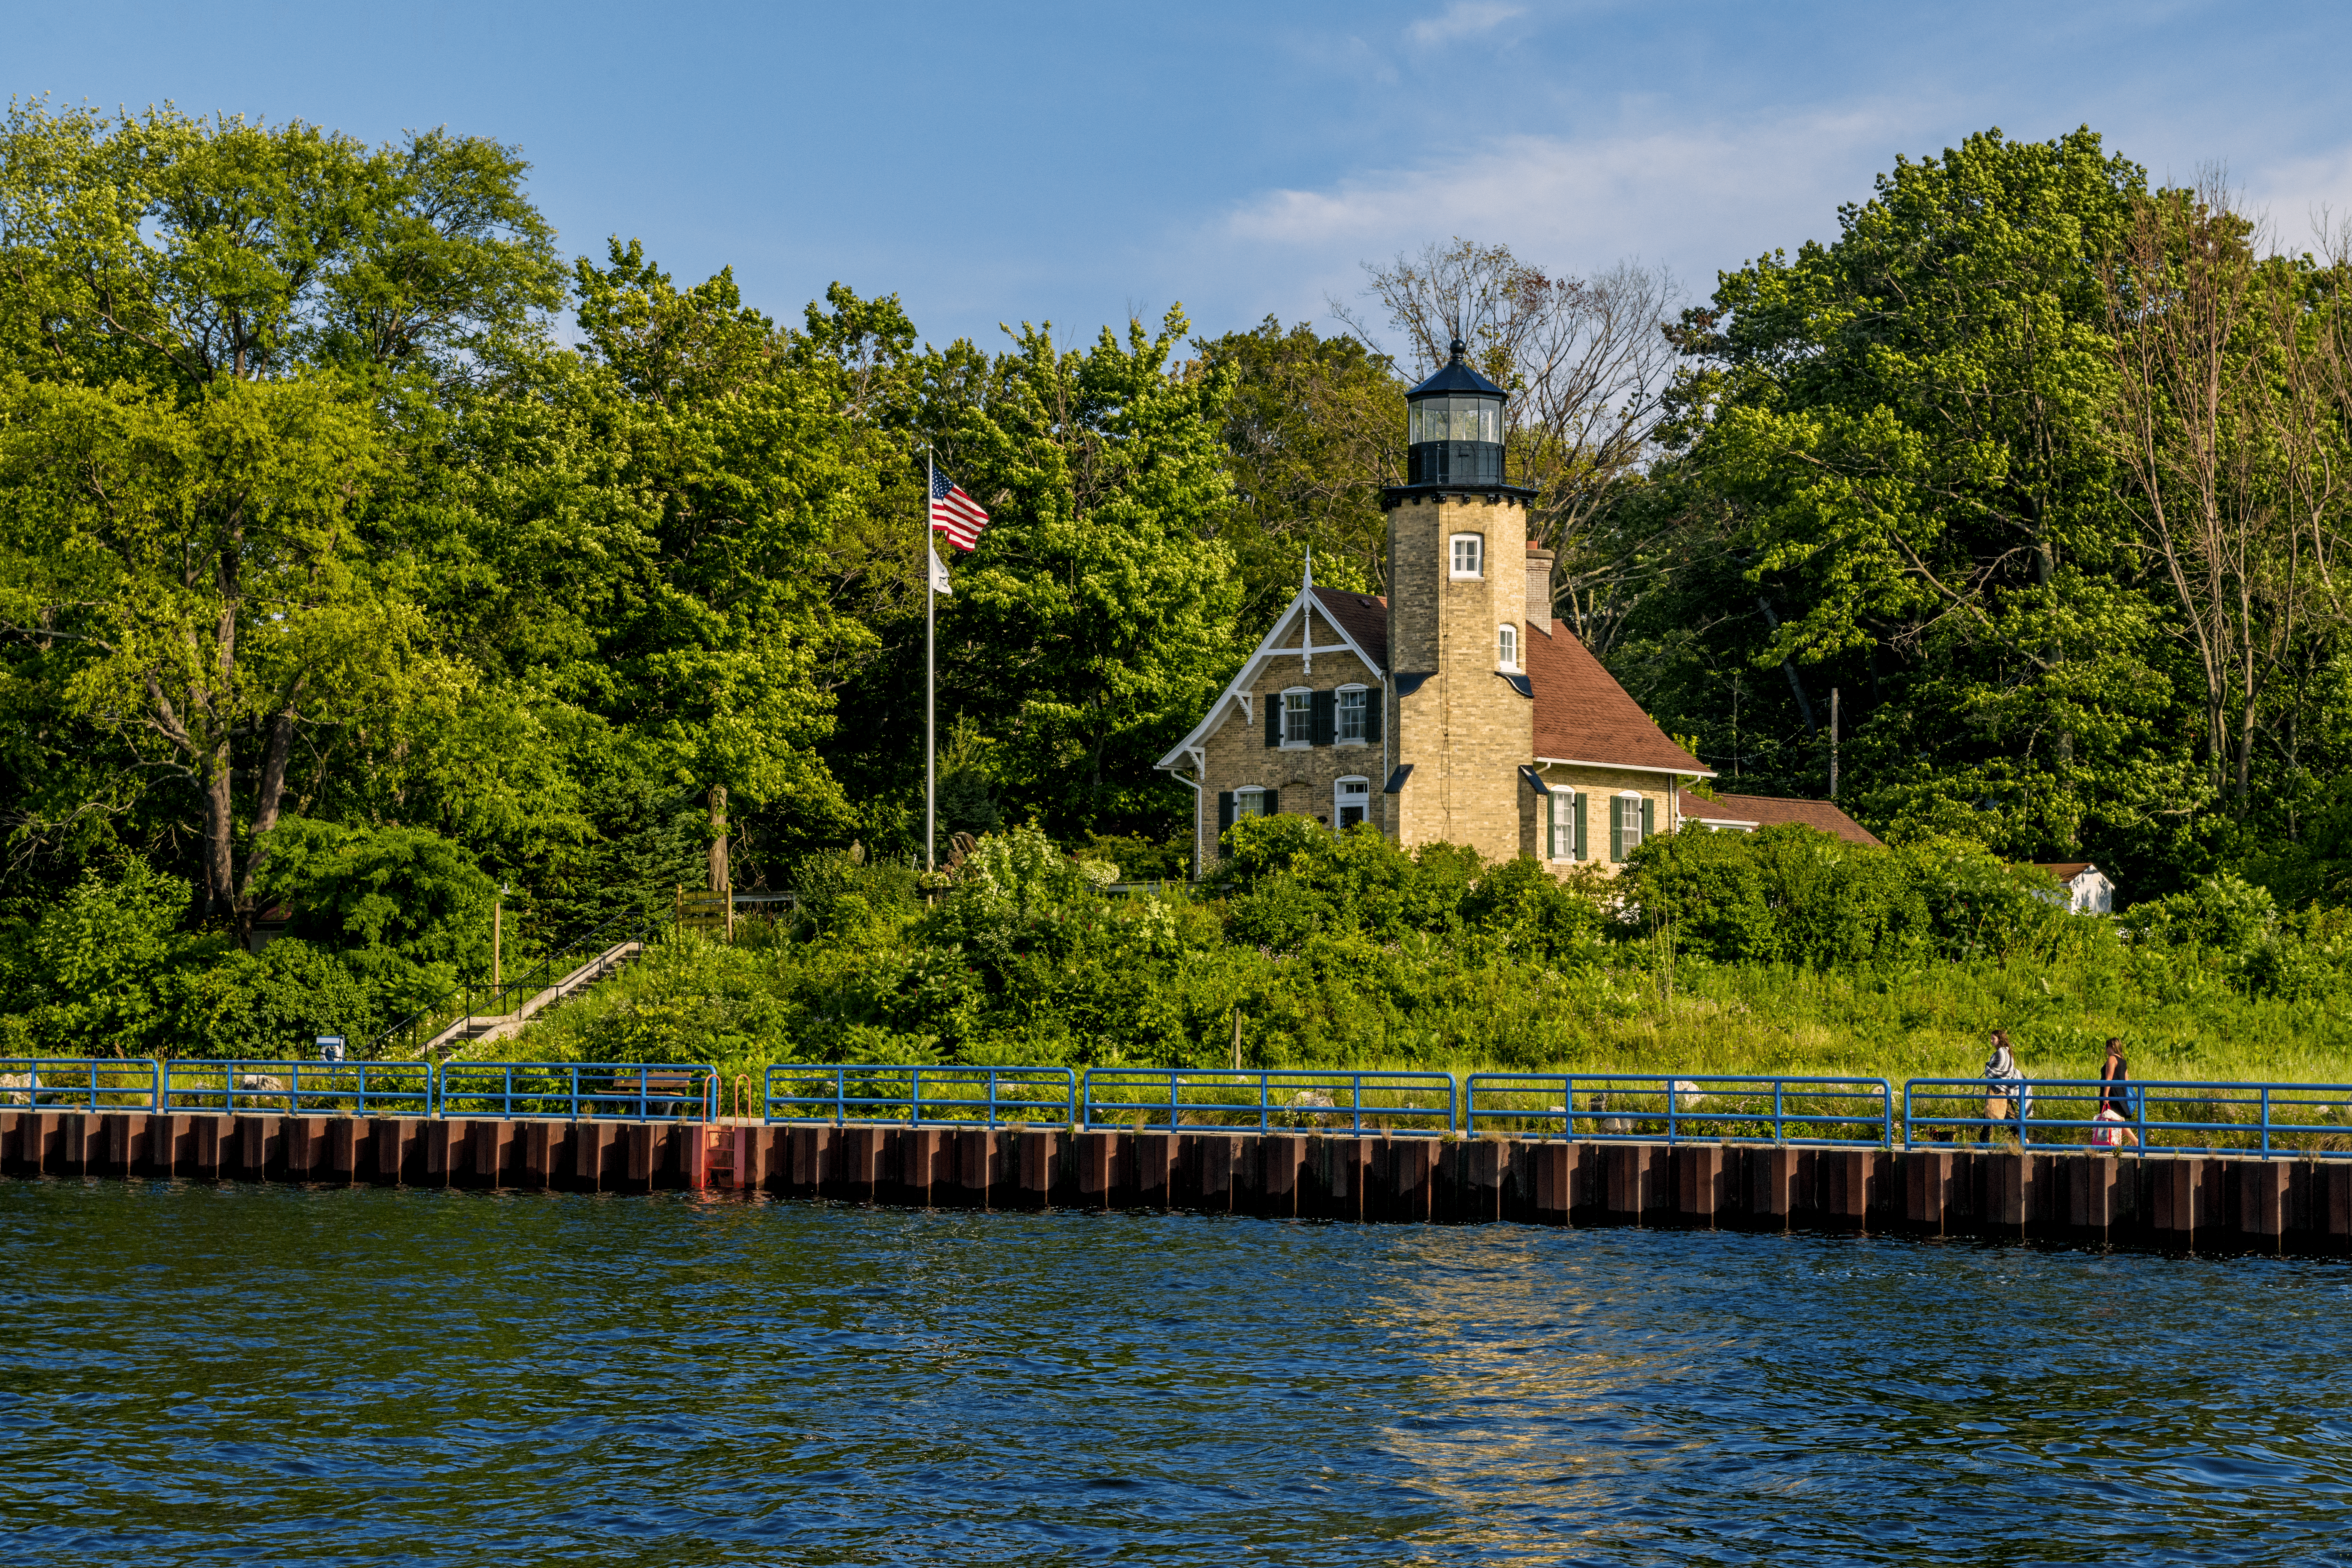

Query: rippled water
[4,1180,2349,1565]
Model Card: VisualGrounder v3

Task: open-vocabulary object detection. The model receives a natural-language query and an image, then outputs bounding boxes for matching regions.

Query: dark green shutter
[1218,792,1235,835]
[1364,688,1383,742]
[1573,793,1587,860]
[1310,690,1336,746]
[1264,701,1279,748]
[1265,788,1280,817]
[1610,797,1625,862]
[1641,796,1656,843]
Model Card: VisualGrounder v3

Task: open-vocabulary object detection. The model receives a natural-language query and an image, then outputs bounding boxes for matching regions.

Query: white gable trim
[1156,587,1385,770]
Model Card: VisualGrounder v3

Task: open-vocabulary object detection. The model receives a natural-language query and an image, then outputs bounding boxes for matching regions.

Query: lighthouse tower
[1383,339,1536,863]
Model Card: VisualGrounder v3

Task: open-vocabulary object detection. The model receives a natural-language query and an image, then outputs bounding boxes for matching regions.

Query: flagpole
[925,445,937,874]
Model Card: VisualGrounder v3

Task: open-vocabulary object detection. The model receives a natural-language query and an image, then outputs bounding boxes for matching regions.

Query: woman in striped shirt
[1981,1030,2026,1142]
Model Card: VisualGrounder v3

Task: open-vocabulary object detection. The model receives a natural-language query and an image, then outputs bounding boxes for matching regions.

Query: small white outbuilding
[2031,861,2116,915]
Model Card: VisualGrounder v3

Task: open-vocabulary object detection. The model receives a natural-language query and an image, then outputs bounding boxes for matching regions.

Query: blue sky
[18,1,2352,354]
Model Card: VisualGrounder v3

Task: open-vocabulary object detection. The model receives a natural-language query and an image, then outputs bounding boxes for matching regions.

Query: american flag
[929,468,990,552]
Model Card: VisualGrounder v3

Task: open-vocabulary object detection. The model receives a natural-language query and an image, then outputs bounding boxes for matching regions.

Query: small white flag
[928,543,953,596]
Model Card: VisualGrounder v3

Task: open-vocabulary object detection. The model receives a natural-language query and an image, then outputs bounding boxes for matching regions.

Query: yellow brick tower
[1384,340,1535,863]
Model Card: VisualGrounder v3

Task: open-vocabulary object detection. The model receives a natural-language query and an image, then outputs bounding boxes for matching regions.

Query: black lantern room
[1403,338,1507,487]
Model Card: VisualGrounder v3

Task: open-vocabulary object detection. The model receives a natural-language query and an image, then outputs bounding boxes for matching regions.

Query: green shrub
[187,940,380,1059]
[251,817,496,1017]
[0,861,223,1056]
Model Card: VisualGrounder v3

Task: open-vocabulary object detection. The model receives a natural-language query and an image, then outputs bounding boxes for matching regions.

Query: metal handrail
[369,908,656,1060]
[159,1059,435,1117]
[1466,1073,1895,1148]
[436,1061,717,1123]
[22,1055,2352,1162]
[763,1065,1077,1127]
[0,1058,162,1113]
[1902,1077,2352,1158]
[1083,1068,1458,1137]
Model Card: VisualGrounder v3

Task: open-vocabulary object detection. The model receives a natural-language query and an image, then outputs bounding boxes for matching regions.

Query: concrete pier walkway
[6,1110,2344,1255]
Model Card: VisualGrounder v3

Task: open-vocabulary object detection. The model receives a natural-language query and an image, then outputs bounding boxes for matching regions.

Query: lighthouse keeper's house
[1155,340,1873,876]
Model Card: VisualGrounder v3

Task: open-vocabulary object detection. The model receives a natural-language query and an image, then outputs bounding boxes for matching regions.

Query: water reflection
[3,1181,2347,1564]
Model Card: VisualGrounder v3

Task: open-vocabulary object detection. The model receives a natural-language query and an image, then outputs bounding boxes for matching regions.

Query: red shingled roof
[1526,622,1706,774]
[2031,861,2096,882]
[1311,586,1388,668]
[1678,789,1883,846]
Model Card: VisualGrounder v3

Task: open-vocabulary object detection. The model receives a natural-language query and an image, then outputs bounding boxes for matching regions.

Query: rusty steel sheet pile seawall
[4,1110,2348,1256]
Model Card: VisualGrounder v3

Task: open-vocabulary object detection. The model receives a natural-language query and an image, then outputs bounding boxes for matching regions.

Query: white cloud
[2241,146,2352,253]
[1209,110,1916,327]
[1403,2,1525,46]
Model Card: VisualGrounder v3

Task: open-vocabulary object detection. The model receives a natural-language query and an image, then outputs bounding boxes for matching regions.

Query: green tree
[0,104,560,936]
[1630,127,2199,876]
[925,308,1243,838]
[1193,317,1399,622]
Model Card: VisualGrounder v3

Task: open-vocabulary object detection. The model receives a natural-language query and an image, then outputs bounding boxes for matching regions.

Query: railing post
[912,1066,923,1128]
[1258,1071,1269,1135]
[1774,1082,1784,1144]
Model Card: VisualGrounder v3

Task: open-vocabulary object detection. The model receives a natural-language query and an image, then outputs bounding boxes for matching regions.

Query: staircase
[423,939,646,1060]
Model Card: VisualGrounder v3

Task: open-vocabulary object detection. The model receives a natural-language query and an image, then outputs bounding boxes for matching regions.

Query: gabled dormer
[1156,557,1388,771]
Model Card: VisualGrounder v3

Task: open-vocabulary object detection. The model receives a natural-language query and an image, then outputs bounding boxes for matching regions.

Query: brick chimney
[1526,541,1554,635]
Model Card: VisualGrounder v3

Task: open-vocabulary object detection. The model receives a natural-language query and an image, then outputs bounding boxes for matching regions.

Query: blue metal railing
[159,1059,434,1116]
[763,1065,1078,1127]
[437,1062,717,1123]
[1083,1069,1458,1137]
[12,1057,2352,1163]
[1465,1073,1895,1148]
[0,1058,162,1113]
[1903,1078,2352,1158]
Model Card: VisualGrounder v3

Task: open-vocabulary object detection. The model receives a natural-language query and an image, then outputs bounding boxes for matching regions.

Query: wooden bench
[597,1070,706,1116]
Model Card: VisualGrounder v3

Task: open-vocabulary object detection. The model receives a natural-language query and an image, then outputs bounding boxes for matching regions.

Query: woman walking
[1981,1030,2028,1143]
[2093,1037,2139,1148]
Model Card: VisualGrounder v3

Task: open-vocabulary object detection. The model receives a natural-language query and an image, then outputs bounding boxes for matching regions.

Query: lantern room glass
[1409,394,1502,444]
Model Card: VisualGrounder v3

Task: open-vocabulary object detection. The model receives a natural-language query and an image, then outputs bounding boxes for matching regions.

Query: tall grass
[510,928,2352,1095]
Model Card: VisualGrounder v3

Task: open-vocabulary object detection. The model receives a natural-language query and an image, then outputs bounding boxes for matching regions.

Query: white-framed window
[1615,792,1646,857]
[1281,687,1312,746]
[1335,776,1371,831]
[1336,685,1368,743]
[1497,624,1518,669]
[1234,787,1268,820]
[1548,786,1576,861]
[1450,533,1484,579]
